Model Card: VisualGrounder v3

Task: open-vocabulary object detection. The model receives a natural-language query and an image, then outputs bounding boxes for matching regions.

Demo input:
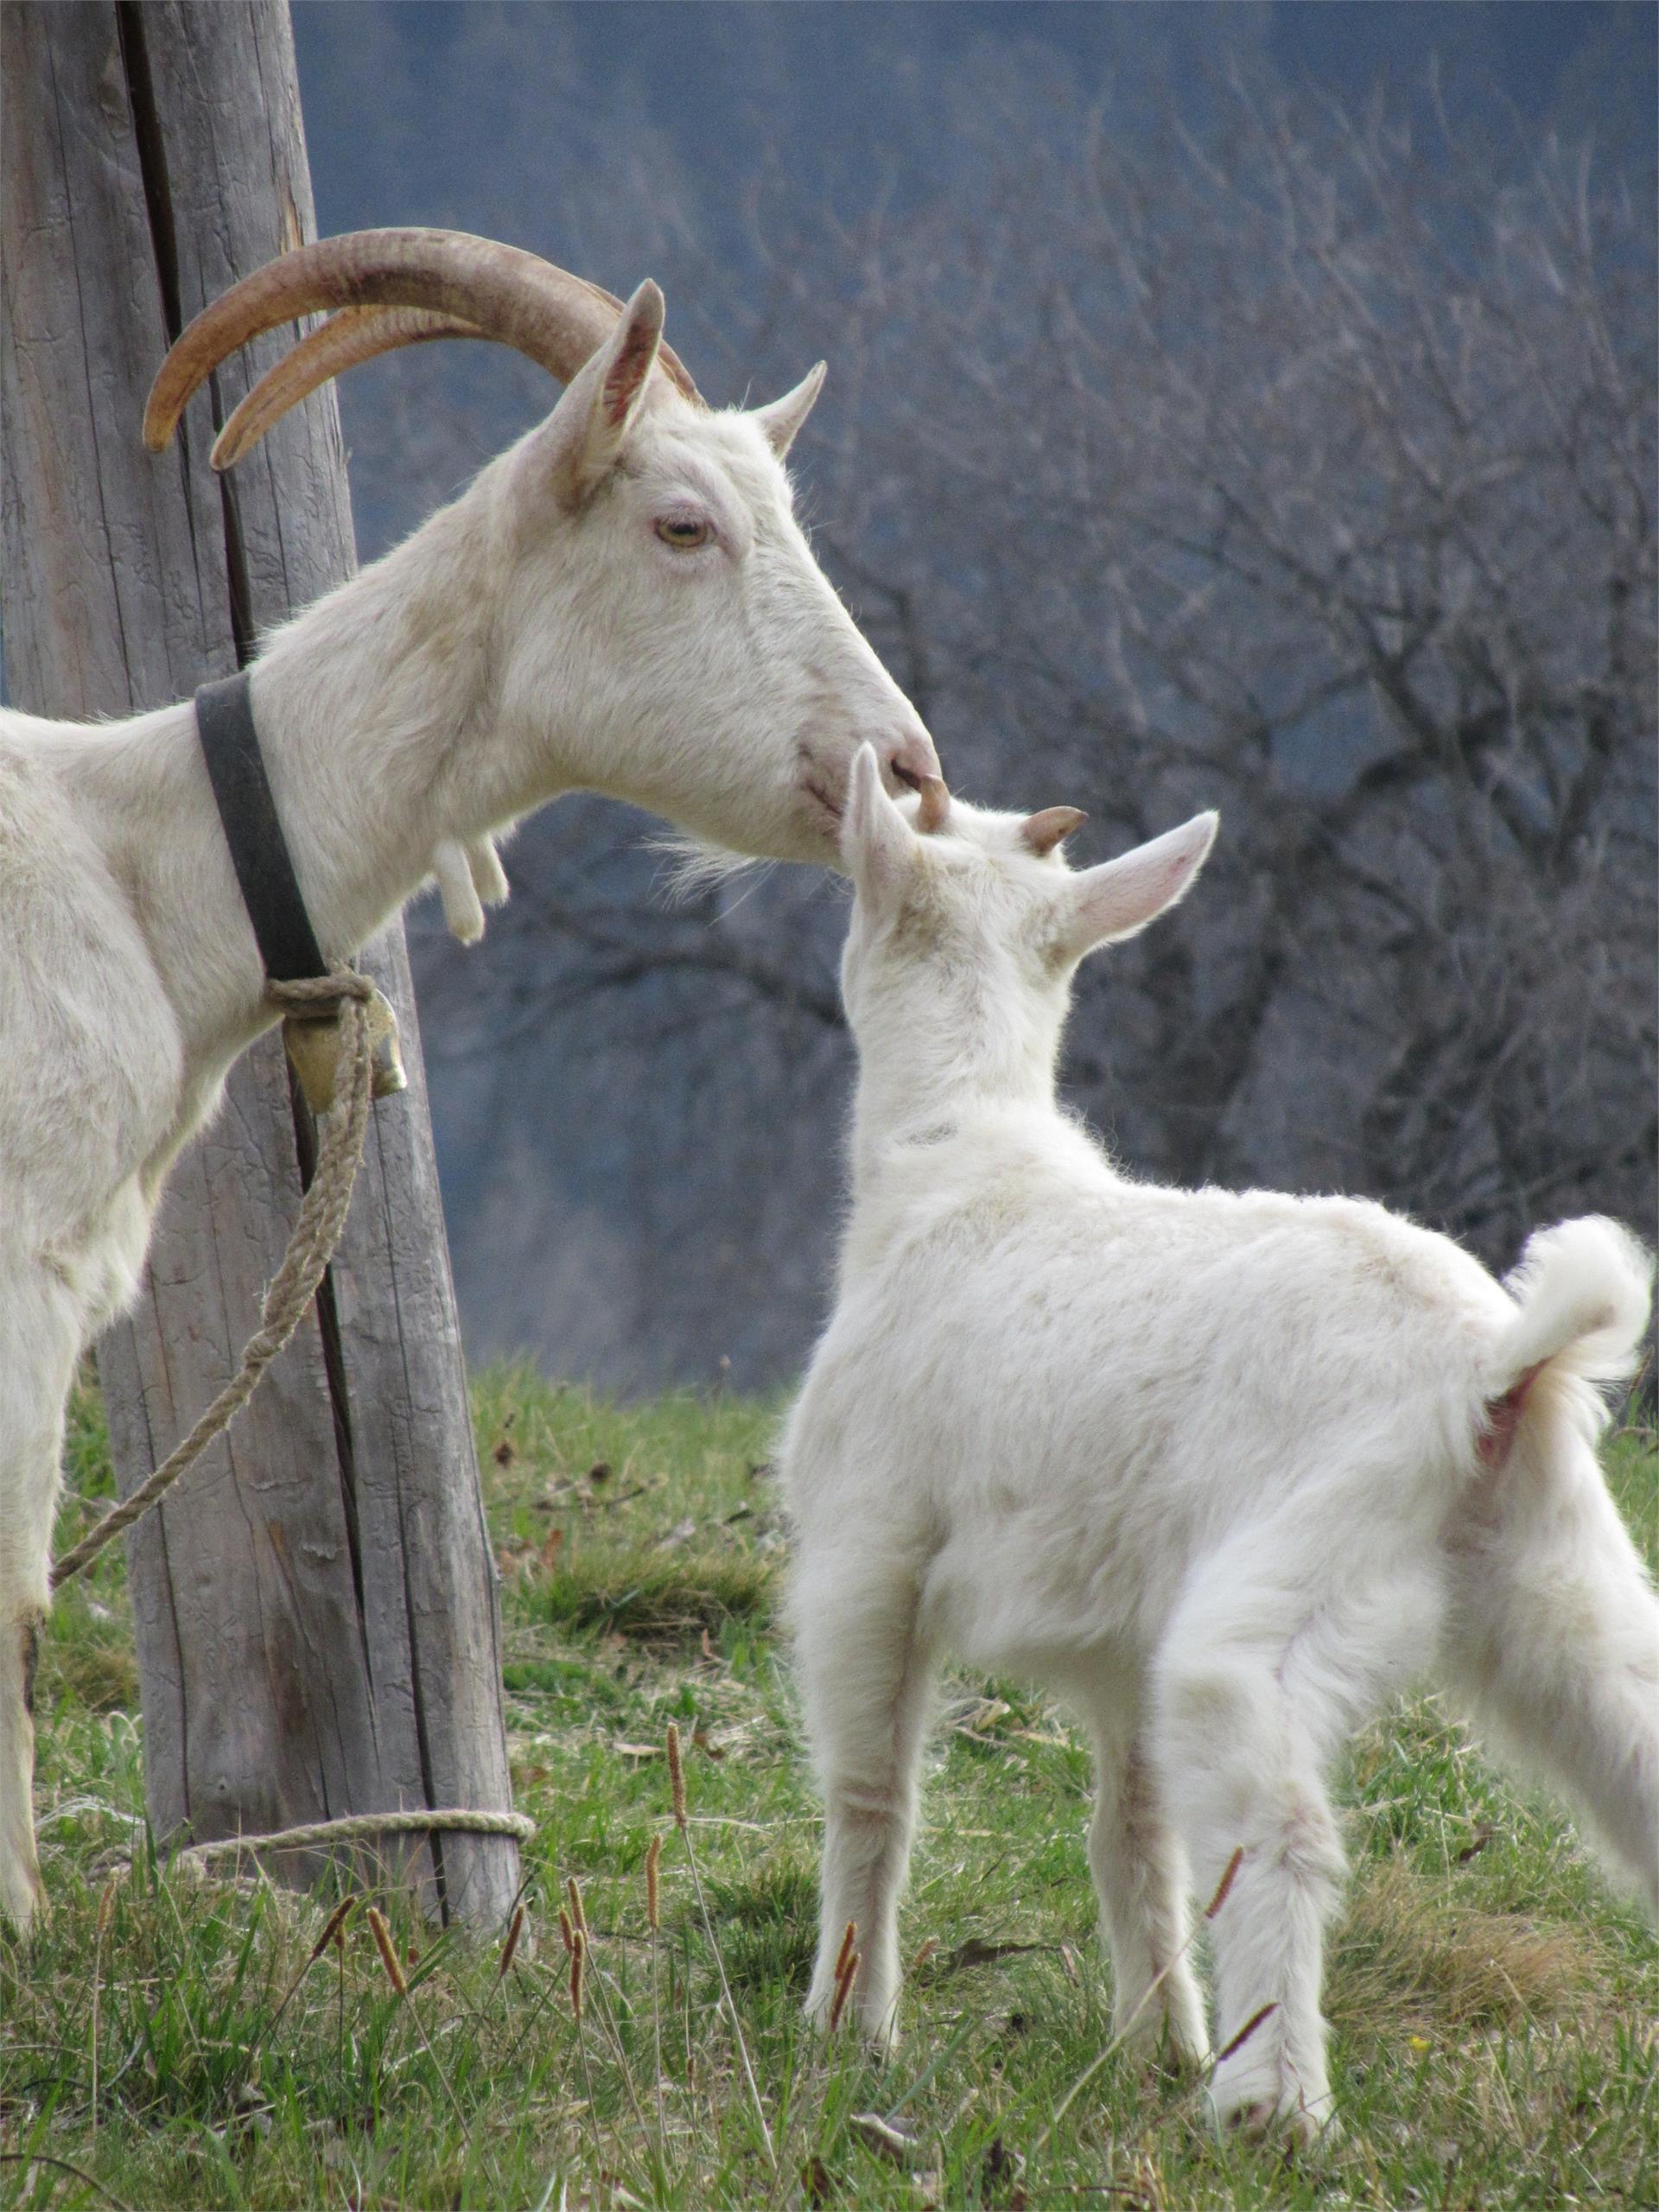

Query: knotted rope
[51,975,376,1591]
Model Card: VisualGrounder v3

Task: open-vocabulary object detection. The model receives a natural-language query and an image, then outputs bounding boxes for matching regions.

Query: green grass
[4,1372,1656,2209]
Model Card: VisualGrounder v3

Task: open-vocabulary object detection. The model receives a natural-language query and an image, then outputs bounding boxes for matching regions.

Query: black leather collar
[194,671,328,984]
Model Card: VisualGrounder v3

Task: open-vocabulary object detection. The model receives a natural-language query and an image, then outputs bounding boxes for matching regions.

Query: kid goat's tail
[1492,1217,1653,1389]
[1478,1217,1653,1463]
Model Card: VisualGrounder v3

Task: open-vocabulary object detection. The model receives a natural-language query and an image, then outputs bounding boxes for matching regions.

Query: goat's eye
[655,514,714,550]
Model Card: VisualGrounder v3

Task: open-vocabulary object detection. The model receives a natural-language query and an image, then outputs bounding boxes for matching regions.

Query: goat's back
[786,1123,1518,1664]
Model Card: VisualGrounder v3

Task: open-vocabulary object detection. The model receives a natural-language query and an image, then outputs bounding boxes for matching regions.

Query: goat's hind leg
[0,1274,78,1929]
[796,1552,931,2050]
[1151,1541,1426,2143]
[1080,1686,1208,2066]
[1444,1407,1659,1916]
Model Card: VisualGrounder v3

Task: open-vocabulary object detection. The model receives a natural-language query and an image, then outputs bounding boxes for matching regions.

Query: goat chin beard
[652,832,766,900]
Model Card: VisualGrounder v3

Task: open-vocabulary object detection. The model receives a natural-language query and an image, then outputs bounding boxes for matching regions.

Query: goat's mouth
[801,755,925,834]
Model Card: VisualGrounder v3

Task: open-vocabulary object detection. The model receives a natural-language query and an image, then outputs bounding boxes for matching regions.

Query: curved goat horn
[143,227,704,461]
[212,306,480,470]
[914,774,951,835]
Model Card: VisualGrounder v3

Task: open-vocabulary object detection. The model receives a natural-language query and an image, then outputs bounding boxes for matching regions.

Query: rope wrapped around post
[175,1806,536,1867]
[51,973,377,1590]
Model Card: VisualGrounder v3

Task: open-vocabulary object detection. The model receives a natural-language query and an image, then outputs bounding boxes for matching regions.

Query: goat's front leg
[1080,1691,1209,2066]
[795,1553,931,2051]
[0,1601,46,1929]
[0,1282,76,1928]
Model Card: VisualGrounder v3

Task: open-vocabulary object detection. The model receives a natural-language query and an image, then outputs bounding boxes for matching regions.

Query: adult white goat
[783,749,1656,2140]
[0,231,938,1927]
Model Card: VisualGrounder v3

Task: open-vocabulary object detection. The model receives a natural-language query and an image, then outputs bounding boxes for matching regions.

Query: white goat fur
[0,296,936,1926]
[782,748,1657,2140]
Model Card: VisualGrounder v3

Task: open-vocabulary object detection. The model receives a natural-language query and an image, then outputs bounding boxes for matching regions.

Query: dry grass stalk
[666,1722,688,1828]
[558,1904,575,1955]
[310,1895,358,1963]
[833,1919,857,1984]
[645,1833,666,2157]
[560,1828,652,2149]
[498,1904,526,1982]
[1205,1846,1245,1920]
[828,1944,861,2035]
[258,1894,359,2061]
[366,1904,467,2129]
[569,1926,586,2021]
[1214,2000,1278,2065]
[89,1875,118,2139]
[560,1910,643,2169]
[663,1722,776,2172]
[826,1918,861,2033]
[367,1906,408,1997]
[567,1924,606,2176]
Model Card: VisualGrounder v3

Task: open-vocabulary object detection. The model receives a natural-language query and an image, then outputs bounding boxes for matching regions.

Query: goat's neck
[251,486,559,955]
[93,485,578,1099]
[849,1001,1064,1197]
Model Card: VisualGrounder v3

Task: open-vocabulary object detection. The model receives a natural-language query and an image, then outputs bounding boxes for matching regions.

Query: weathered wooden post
[1,0,519,1926]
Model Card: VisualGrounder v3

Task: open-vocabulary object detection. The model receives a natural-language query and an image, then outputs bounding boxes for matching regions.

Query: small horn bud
[915,775,951,836]
[1021,806,1087,857]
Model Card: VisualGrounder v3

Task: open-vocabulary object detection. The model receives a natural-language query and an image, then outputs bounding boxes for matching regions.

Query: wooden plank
[0,0,517,1923]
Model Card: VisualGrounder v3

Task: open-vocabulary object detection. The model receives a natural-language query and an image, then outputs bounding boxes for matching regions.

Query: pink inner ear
[601,325,655,428]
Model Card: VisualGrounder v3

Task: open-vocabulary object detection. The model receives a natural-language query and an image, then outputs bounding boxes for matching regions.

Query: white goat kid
[783,747,1657,2141]
[0,232,938,1928]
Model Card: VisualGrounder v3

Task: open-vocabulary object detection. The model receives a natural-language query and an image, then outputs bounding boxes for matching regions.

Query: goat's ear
[1056,811,1217,961]
[841,742,914,898]
[537,280,665,508]
[751,361,826,459]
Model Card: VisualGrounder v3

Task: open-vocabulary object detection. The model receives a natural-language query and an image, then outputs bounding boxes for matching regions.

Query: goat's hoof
[1128,2030,1211,2080]
[0,1882,45,1939]
[1215,2091,1331,2152]
[803,1994,899,2058]
[1161,2039,1213,2080]
[1157,2020,1212,2075]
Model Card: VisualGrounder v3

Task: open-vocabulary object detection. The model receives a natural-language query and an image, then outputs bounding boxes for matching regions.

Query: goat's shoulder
[1,722,184,1234]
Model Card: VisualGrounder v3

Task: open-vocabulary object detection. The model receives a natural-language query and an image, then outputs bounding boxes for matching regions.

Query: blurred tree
[815,81,1657,1260]
[353,57,1654,1382]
